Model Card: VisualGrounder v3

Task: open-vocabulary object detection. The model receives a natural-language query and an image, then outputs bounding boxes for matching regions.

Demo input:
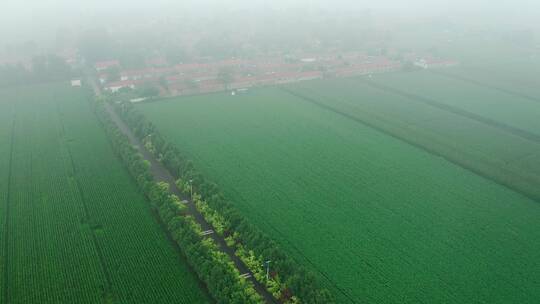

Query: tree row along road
[96,90,277,303]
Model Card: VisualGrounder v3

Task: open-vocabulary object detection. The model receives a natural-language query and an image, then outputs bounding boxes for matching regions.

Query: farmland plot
[286,77,540,201]
[0,83,210,304]
[435,38,540,98]
[137,89,540,304]
[366,71,540,135]
[438,63,540,103]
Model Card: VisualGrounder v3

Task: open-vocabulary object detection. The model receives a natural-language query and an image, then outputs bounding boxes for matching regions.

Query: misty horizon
[2,0,539,45]
[1,1,539,304]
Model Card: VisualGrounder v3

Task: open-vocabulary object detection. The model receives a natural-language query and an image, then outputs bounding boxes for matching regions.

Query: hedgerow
[113,100,335,304]
[92,96,263,304]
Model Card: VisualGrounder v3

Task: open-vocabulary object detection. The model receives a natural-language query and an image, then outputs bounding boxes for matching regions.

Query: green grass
[137,88,540,303]
[0,83,211,304]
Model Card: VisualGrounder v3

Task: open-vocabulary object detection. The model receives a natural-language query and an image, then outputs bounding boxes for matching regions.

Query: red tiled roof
[105,80,137,88]
[95,60,119,69]
[105,78,158,88]
[146,57,168,66]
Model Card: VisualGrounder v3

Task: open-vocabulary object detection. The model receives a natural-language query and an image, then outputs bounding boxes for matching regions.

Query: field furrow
[0,100,15,303]
[367,71,540,135]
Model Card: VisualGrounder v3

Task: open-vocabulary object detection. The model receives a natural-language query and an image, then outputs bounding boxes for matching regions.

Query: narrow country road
[90,77,277,304]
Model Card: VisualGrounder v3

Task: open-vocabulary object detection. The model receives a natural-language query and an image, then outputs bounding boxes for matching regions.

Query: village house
[94,60,120,71]
[58,48,80,68]
[70,79,82,87]
[104,80,137,93]
[102,53,450,98]
[197,79,226,94]
[414,58,459,69]
[229,76,257,90]
[98,73,109,84]
[145,57,168,67]
[334,60,401,77]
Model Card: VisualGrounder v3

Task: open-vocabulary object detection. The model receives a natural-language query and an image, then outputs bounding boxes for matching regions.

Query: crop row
[0,83,209,303]
[4,96,106,303]
[0,101,15,303]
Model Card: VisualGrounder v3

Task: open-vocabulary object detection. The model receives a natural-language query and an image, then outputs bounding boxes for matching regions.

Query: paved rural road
[92,81,277,303]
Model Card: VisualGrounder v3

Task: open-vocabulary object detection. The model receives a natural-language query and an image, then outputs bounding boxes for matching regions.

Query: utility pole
[189,179,193,201]
[264,260,271,281]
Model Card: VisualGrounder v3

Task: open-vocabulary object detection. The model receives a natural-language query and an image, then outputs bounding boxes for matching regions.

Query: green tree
[138,86,160,98]
[107,66,121,82]
[218,67,234,89]
[78,29,115,63]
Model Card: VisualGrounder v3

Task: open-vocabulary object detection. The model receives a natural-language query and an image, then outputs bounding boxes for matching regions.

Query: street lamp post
[264,260,271,281]
[189,179,193,201]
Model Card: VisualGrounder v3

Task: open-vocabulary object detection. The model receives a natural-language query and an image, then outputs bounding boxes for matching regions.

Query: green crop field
[137,86,540,303]
[285,72,540,202]
[440,64,540,101]
[364,71,540,135]
[0,83,210,304]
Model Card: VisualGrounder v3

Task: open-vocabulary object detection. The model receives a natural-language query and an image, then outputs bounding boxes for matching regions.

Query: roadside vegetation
[92,96,265,304]
[112,99,335,304]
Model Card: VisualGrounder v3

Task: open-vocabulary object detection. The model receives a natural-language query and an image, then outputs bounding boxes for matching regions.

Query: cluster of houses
[96,52,458,97]
[413,57,459,69]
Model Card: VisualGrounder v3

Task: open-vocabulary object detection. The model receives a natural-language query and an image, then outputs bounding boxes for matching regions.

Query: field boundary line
[359,79,540,145]
[56,103,114,297]
[281,87,540,203]
[2,115,16,304]
[428,69,540,105]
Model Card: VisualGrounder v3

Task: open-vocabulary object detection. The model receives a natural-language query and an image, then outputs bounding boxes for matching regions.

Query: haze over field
[1,1,540,304]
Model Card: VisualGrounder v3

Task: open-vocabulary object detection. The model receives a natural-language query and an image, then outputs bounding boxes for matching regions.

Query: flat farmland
[137,88,540,303]
[0,83,210,304]
[286,74,540,201]
[438,62,540,98]
[366,71,540,135]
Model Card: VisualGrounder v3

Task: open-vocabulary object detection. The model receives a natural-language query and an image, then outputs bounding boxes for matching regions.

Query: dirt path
[89,77,276,303]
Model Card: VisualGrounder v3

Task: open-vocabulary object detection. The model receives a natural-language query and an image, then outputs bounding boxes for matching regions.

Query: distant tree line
[115,101,336,304]
[0,54,75,88]
[78,28,184,69]
[91,96,264,304]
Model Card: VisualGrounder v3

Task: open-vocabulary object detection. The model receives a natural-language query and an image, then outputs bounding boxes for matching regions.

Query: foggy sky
[2,0,539,45]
